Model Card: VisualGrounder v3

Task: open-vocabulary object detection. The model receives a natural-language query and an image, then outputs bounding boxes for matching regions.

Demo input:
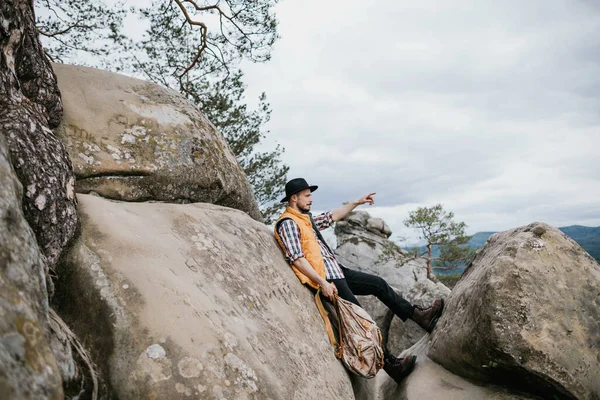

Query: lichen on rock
[52,63,261,220]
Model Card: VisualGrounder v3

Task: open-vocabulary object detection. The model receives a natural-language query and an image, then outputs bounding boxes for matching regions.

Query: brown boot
[411,298,445,333]
[383,354,417,384]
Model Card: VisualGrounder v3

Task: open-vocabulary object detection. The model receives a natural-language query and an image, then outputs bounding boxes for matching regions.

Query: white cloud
[241,0,600,237]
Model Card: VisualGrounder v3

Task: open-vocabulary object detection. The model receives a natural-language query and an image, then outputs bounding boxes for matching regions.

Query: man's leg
[327,278,360,306]
[342,267,414,321]
[342,266,445,333]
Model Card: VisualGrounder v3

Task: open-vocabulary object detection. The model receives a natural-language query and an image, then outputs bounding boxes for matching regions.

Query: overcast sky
[238,0,600,241]
[42,0,600,243]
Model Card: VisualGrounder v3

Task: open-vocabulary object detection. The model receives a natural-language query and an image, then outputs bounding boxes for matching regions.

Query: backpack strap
[309,214,335,254]
[315,289,337,345]
[315,289,344,358]
[274,217,293,242]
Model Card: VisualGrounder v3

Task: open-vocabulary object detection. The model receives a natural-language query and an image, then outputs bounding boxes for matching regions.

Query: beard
[299,204,311,213]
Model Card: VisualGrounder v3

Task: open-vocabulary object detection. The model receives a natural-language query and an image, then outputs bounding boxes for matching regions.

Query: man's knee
[371,275,390,295]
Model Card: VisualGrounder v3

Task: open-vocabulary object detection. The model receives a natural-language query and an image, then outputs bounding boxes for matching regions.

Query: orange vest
[274,207,326,289]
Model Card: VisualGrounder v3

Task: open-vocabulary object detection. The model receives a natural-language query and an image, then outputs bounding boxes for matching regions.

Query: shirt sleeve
[313,211,334,231]
[277,219,305,263]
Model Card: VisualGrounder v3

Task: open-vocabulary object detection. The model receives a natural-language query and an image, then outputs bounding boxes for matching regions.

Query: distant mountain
[408,225,600,275]
[468,232,497,248]
[467,225,600,260]
[557,225,600,259]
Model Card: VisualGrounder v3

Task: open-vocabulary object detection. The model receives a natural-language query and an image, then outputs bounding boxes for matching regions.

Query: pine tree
[36,0,288,221]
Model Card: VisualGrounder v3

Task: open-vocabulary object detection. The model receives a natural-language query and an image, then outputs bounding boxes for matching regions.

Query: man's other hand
[357,192,376,206]
[320,281,338,299]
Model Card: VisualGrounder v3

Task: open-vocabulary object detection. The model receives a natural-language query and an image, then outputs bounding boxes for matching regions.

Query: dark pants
[328,266,414,321]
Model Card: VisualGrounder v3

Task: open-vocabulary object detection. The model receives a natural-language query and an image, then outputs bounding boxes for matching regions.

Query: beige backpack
[315,290,385,378]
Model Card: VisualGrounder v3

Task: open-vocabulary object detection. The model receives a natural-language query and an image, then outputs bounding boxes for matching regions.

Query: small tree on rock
[404,204,473,279]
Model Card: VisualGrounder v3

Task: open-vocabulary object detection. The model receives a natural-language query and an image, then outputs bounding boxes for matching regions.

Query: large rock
[52,63,262,220]
[0,134,62,399]
[429,222,600,399]
[54,194,354,399]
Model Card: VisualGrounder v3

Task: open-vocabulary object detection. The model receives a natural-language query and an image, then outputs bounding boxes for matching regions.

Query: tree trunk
[1,0,77,269]
[427,243,433,279]
[1,0,78,398]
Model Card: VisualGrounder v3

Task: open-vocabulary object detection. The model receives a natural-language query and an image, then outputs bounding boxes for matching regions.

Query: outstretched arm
[331,192,376,222]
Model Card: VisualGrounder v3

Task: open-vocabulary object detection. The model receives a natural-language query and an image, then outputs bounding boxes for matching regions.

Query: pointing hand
[357,192,376,206]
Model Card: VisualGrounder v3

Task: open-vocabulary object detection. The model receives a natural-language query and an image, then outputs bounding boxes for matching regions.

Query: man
[274,178,445,384]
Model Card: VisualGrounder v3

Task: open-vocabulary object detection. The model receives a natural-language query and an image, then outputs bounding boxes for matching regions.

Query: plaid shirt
[277,211,345,280]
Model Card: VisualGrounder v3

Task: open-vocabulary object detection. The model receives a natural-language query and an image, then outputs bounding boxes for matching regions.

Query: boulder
[54,194,354,399]
[428,222,600,399]
[0,134,63,399]
[52,63,261,220]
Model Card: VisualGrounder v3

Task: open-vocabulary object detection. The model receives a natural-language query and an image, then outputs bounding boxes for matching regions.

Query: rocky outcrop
[428,222,600,399]
[335,211,427,294]
[52,64,262,220]
[54,194,354,399]
[0,132,62,398]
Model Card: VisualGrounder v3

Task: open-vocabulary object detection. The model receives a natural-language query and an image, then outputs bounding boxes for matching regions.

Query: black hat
[280,178,318,203]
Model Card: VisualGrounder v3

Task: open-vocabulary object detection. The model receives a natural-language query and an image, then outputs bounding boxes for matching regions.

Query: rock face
[335,211,427,294]
[0,134,62,398]
[429,222,600,399]
[52,63,262,221]
[55,194,354,399]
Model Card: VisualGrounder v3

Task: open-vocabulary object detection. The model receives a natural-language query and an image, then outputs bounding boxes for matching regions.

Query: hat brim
[279,185,318,203]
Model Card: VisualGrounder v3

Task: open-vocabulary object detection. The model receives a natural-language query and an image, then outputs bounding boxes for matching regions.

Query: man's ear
[290,194,297,203]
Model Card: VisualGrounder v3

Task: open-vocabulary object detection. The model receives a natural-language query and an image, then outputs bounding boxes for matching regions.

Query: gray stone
[366,217,392,238]
[52,63,262,221]
[146,344,167,360]
[55,194,355,399]
[428,222,600,399]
